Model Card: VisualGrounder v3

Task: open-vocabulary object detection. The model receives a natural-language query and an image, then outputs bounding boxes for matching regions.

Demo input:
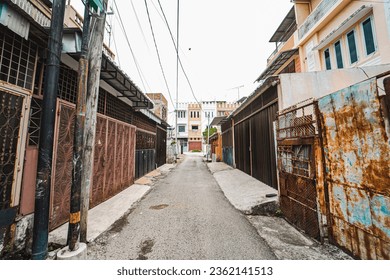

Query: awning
[100,53,153,109]
[210,116,226,126]
[313,5,372,51]
[255,48,299,82]
[61,27,153,109]
[269,7,296,43]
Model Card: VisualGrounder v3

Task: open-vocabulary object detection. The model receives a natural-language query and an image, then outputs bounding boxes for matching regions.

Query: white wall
[279,63,390,110]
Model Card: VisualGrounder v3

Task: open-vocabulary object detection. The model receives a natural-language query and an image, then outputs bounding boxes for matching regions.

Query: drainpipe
[32,0,67,260]
[68,0,91,251]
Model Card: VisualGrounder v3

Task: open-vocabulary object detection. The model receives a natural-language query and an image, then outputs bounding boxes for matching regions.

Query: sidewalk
[206,161,352,260]
[48,163,176,247]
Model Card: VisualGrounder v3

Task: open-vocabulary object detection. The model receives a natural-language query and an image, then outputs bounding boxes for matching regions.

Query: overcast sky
[70,0,292,116]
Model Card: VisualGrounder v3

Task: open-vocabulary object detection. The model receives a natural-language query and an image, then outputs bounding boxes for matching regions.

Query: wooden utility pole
[68,0,91,250]
[80,0,108,243]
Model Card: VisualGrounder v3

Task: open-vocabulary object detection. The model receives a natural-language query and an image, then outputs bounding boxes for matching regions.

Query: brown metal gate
[276,100,321,240]
[50,101,136,229]
[0,90,26,244]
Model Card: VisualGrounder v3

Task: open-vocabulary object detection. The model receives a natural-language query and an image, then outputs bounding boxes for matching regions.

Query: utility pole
[80,0,108,243]
[32,0,66,260]
[68,0,91,251]
[175,0,179,159]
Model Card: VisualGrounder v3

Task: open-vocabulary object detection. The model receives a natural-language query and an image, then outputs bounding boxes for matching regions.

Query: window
[347,30,358,64]
[324,49,331,70]
[178,125,185,132]
[334,41,344,69]
[197,111,199,118]
[190,111,193,118]
[179,111,186,118]
[362,17,376,55]
[192,125,198,131]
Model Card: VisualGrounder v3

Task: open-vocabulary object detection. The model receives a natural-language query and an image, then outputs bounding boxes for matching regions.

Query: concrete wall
[279,63,390,110]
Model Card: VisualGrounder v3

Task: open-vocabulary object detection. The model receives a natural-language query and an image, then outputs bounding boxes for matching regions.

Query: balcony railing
[298,0,338,40]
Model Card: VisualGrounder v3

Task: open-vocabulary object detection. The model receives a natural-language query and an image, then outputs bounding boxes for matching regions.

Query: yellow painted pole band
[69,212,81,224]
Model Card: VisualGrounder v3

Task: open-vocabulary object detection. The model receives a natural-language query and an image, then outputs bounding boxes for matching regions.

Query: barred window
[0,27,37,90]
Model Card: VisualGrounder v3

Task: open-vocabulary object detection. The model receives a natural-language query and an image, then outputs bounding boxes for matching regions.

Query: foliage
[202,127,217,140]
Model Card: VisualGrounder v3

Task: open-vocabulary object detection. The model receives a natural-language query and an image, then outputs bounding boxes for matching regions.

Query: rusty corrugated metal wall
[318,77,390,259]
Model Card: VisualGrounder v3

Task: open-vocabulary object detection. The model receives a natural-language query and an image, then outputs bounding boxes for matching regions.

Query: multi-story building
[176,102,188,153]
[294,0,390,73]
[171,101,242,153]
[188,103,202,151]
[146,93,168,122]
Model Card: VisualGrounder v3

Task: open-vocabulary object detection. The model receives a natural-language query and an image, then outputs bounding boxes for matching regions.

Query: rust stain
[318,78,390,260]
[376,239,390,260]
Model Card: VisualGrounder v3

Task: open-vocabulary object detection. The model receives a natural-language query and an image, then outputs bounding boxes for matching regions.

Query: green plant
[191,149,201,152]
[202,127,217,140]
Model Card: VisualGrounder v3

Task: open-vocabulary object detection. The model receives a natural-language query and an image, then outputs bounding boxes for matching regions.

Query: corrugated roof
[210,116,226,126]
[255,48,298,82]
[0,3,30,39]
[269,7,296,43]
[100,53,153,109]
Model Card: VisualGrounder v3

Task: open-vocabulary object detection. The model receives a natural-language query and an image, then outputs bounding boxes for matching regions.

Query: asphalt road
[88,154,276,260]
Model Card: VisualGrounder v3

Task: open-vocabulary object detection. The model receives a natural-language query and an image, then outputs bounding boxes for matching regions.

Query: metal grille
[97,89,134,124]
[28,97,42,146]
[0,27,37,90]
[50,103,74,229]
[57,65,78,104]
[0,90,24,209]
[276,99,318,140]
[133,112,156,132]
[104,119,116,198]
[105,90,133,124]
[136,131,156,150]
[278,145,312,178]
[277,100,320,240]
[90,115,107,208]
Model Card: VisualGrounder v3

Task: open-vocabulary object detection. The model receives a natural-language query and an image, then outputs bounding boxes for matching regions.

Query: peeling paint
[318,77,390,259]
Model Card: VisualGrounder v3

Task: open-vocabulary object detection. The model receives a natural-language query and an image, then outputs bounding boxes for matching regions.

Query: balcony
[298,0,338,40]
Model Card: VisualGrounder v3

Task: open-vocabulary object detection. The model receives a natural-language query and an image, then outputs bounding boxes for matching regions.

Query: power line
[157,0,202,107]
[113,0,150,92]
[143,0,175,109]
[130,0,150,52]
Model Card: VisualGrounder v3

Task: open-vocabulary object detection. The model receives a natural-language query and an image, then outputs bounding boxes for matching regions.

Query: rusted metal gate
[50,101,136,229]
[318,77,390,259]
[276,100,321,240]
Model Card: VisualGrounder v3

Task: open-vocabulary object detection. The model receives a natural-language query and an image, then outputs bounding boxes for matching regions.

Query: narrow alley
[88,155,277,260]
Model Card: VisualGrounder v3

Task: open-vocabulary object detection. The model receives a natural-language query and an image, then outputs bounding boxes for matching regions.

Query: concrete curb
[206,162,279,216]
